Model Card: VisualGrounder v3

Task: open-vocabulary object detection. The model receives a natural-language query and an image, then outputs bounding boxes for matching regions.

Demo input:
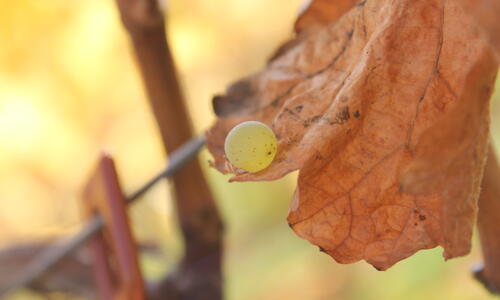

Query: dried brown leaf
[295,0,360,33]
[207,0,498,269]
[458,0,500,61]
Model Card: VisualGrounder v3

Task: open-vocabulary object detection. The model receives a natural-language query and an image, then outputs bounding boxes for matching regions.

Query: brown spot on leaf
[303,115,322,127]
[338,106,350,121]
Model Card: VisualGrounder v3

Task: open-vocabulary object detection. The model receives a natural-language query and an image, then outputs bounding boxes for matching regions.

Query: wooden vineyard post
[82,154,145,300]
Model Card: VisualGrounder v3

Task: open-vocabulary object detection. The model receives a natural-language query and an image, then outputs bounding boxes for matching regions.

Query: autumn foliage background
[1,0,500,299]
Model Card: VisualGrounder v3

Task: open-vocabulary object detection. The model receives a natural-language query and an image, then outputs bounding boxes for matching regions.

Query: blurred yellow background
[1,0,500,299]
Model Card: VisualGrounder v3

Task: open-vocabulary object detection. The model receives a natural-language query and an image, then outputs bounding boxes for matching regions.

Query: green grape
[224,121,278,172]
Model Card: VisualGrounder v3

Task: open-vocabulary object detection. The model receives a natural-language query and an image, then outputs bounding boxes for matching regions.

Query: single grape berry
[224,121,277,172]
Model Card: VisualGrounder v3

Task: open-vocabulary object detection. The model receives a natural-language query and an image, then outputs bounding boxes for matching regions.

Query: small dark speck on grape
[267,152,271,155]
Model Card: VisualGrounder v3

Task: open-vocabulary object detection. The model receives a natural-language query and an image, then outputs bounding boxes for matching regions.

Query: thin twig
[0,136,205,299]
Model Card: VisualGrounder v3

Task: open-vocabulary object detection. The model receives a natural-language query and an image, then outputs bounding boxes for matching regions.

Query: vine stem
[114,0,224,299]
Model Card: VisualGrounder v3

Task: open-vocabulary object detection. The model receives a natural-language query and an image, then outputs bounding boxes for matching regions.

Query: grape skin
[224,121,277,173]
